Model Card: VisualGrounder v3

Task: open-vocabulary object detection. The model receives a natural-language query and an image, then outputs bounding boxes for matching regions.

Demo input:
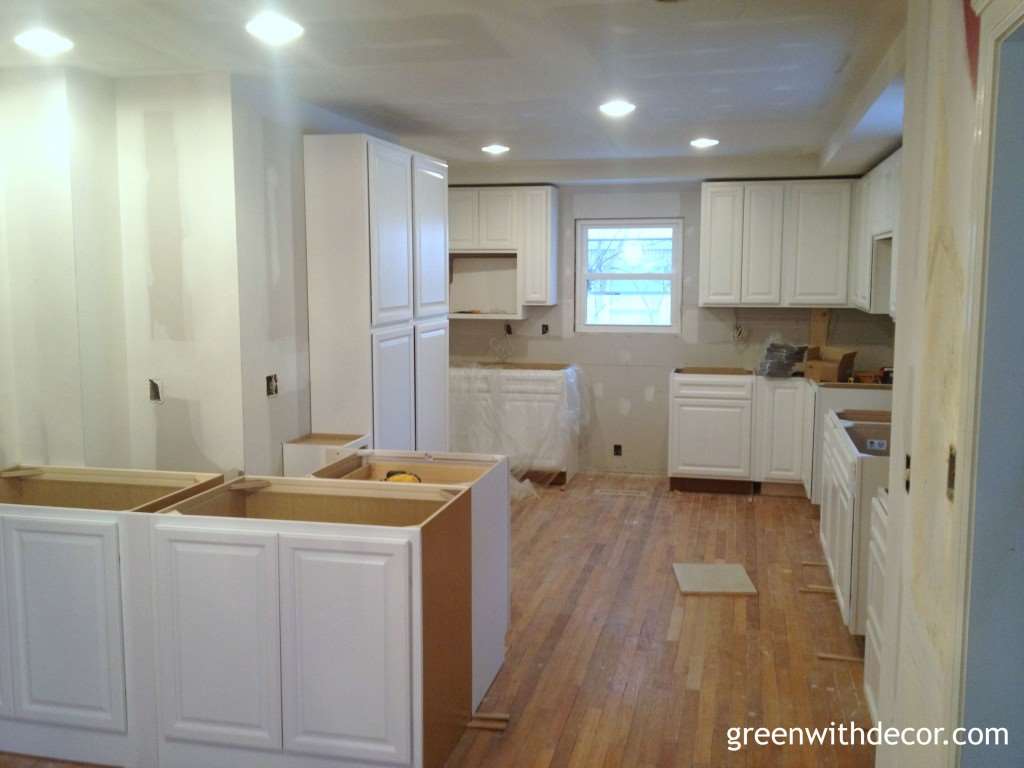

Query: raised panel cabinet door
[415,319,450,451]
[478,188,517,250]
[279,534,412,764]
[413,156,449,318]
[520,187,558,305]
[501,394,563,471]
[755,378,805,483]
[741,183,784,304]
[448,189,478,250]
[801,383,816,495]
[368,139,414,327]
[783,181,851,306]
[669,398,752,479]
[699,184,744,305]
[3,515,126,731]
[0,521,12,717]
[849,177,872,310]
[834,484,856,626]
[372,325,416,450]
[154,525,281,750]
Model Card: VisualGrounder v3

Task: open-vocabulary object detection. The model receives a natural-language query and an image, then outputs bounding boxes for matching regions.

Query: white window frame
[574,218,683,334]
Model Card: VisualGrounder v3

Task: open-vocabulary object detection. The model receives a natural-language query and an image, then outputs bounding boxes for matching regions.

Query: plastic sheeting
[450,362,585,498]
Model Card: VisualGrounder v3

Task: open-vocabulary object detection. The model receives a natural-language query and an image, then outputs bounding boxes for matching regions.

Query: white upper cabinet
[519,186,558,305]
[782,180,851,306]
[848,177,873,311]
[699,183,744,305]
[368,139,414,327]
[413,155,449,318]
[448,188,479,251]
[3,515,126,733]
[372,324,416,451]
[848,148,902,316]
[415,319,450,452]
[754,377,805,483]
[478,189,518,250]
[741,183,785,304]
[279,534,412,764]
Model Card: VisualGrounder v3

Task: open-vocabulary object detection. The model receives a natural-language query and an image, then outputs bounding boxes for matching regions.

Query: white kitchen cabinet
[741,183,785,304]
[520,186,558,305]
[280,534,412,763]
[3,516,126,733]
[373,324,416,451]
[155,526,282,750]
[368,139,414,328]
[698,183,744,305]
[477,189,517,250]
[783,180,851,306]
[848,177,872,311]
[668,372,754,480]
[0,525,10,718]
[415,319,450,452]
[801,380,816,496]
[447,188,478,252]
[864,490,889,722]
[413,156,449,318]
[754,377,805,483]
[850,148,902,316]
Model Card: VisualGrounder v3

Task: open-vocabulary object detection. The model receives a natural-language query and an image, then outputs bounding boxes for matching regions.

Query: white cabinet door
[849,177,872,311]
[801,382,816,496]
[783,181,851,306]
[2,515,126,732]
[154,525,281,750]
[448,189,478,250]
[502,394,563,471]
[0,522,11,717]
[754,378,805,483]
[834,482,856,625]
[368,139,414,327]
[415,319,450,452]
[478,189,517,250]
[888,150,902,318]
[741,183,784,304]
[372,325,416,450]
[413,156,449,318]
[520,187,558,305]
[699,184,744,305]
[280,534,412,764]
[669,398,752,479]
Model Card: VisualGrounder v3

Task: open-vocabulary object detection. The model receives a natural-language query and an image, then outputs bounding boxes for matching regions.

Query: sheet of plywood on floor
[443,474,873,768]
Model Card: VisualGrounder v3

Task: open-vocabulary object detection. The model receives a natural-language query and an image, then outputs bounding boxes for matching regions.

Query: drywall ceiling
[0,0,905,175]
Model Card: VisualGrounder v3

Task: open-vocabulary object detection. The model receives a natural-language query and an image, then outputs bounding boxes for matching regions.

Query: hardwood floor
[0,473,872,768]
[447,473,873,768]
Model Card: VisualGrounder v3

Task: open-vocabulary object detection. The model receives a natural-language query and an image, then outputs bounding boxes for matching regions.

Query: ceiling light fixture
[599,99,636,118]
[246,11,304,46]
[690,137,720,149]
[481,144,510,156]
[14,27,74,57]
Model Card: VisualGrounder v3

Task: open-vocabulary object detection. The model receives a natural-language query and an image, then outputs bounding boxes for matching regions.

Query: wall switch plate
[266,374,279,397]
[148,379,163,404]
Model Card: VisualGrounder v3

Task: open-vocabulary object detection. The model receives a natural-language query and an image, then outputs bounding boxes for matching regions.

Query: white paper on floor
[673,563,757,596]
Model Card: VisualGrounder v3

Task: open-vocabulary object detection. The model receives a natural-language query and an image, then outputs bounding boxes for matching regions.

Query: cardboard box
[805,346,858,383]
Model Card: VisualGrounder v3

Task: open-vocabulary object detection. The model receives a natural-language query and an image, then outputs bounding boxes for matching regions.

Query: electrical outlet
[541,324,549,335]
[613,444,623,457]
[148,379,163,404]
[266,374,279,397]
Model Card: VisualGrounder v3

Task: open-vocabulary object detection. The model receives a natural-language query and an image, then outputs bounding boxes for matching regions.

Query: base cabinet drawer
[669,397,752,479]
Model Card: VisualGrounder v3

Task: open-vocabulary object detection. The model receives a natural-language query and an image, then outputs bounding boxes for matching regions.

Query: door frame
[950,0,1024,763]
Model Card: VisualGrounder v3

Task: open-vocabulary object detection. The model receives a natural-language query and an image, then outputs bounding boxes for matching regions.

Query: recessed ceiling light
[690,137,720,149]
[14,27,74,57]
[599,99,636,118]
[481,144,510,156]
[246,11,304,46]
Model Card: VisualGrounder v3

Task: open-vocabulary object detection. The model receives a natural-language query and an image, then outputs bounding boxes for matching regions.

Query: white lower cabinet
[154,527,282,750]
[3,515,126,733]
[280,534,412,764]
[373,324,416,450]
[753,377,805,483]
[414,320,450,452]
[669,398,752,479]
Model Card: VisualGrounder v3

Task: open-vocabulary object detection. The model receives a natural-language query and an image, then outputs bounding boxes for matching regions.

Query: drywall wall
[0,69,86,466]
[451,182,895,473]
[960,31,1024,768]
[116,73,245,472]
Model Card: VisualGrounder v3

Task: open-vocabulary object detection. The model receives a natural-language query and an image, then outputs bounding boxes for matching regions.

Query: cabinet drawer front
[672,374,753,400]
[280,534,412,764]
[3,515,126,732]
[499,373,564,396]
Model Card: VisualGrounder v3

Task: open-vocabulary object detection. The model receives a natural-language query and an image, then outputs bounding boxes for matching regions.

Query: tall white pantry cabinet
[305,135,450,452]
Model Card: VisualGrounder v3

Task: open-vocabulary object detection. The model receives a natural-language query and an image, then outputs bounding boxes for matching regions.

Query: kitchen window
[574,219,682,333]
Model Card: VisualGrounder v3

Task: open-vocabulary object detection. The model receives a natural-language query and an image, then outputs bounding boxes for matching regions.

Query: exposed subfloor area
[0,473,872,768]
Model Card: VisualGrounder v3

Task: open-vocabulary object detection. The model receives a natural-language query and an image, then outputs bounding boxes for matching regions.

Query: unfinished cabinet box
[282,433,371,477]
[154,476,472,768]
[0,466,221,768]
[312,450,510,711]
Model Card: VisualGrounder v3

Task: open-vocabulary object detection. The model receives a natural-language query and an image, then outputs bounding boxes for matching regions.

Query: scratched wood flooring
[0,473,871,768]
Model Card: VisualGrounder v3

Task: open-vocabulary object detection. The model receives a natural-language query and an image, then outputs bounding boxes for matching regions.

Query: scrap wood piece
[231,479,272,493]
[0,468,44,479]
[800,584,834,593]
[817,652,864,664]
[467,718,507,732]
[473,712,511,722]
[801,561,828,568]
